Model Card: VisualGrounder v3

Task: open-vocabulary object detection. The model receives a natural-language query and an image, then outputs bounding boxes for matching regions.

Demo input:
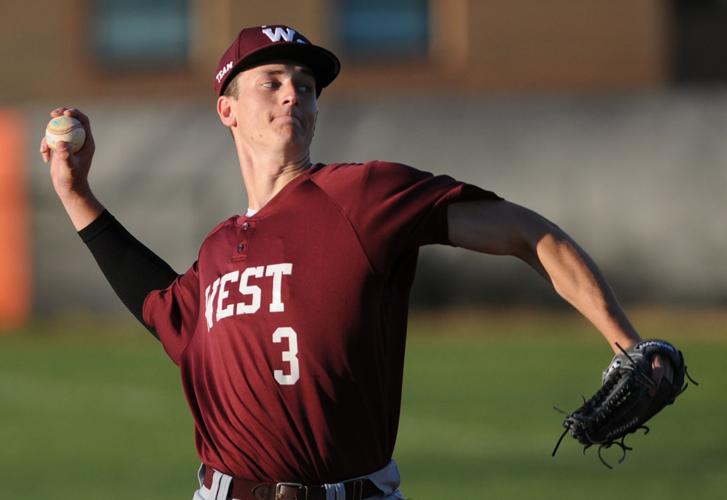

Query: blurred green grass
[0,310,724,499]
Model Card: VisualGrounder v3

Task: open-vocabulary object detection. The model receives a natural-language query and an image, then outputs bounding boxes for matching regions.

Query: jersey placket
[232,220,255,262]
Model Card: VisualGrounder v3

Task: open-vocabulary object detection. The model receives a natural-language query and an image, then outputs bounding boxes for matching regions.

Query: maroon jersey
[143,161,500,482]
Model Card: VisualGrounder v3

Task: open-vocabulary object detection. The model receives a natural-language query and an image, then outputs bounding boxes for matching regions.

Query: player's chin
[275,127,313,147]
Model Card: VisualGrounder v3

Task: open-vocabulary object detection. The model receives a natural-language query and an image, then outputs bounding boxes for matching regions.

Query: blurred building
[0,0,686,102]
[6,0,727,101]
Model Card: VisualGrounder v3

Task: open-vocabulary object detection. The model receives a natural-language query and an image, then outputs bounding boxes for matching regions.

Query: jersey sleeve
[142,262,201,364]
[79,210,202,363]
[318,161,502,273]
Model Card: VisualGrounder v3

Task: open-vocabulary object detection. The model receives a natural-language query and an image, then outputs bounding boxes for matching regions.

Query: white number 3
[272,327,300,385]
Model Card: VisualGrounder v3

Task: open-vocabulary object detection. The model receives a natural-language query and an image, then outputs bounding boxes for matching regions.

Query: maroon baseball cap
[213,24,340,97]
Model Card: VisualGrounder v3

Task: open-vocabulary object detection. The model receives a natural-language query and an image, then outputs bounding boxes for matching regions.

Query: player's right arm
[40,107,179,335]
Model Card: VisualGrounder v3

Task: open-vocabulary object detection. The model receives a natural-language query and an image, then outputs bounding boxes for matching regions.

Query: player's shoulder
[312,160,427,175]
[310,160,433,188]
[202,215,239,241]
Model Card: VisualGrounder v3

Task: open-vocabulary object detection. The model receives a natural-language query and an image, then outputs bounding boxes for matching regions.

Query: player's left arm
[448,199,642,354]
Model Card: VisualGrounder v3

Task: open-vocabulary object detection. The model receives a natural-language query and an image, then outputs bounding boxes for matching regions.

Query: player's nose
[280,80,300,107]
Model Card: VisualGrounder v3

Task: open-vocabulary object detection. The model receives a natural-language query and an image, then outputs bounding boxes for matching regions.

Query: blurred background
[0,1,725,499]
[1,0,726,319]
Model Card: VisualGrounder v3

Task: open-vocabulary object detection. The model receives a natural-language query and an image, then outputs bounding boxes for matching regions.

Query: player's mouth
[273,114,304,127]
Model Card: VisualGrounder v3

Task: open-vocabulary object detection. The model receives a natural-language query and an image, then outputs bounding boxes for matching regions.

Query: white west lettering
[236,266,264,315]
[216,270,239,322]
[204,278,220,331]
[265,263,293,312]
[204,262,293,330]
[262,27,298,43]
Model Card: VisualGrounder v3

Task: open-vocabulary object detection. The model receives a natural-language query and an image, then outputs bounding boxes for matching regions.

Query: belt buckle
[275,482,306,500]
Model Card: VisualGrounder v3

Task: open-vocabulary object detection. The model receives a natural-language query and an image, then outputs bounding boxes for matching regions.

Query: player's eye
[261,81,281,90]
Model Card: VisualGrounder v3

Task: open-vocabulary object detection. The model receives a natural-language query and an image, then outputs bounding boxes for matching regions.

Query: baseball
[45,115,86,153]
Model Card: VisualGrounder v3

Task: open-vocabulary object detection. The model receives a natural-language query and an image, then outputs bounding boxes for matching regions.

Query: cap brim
[220,44,340,96]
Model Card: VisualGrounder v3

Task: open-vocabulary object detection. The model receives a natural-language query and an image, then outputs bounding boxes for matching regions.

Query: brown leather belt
[203,467,383,500]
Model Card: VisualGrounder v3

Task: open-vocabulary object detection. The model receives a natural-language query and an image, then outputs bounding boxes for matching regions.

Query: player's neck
[239,152,312,211]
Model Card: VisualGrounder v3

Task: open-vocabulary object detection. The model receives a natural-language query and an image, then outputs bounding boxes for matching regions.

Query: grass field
[0,310,724,499]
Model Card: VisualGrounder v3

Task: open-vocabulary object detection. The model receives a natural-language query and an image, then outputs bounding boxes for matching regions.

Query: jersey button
[236,243,245,253]
[242,222,250,231]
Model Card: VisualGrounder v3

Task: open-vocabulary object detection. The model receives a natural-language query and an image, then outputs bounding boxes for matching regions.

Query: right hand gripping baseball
[40,107,96,201]
[40,107,104,230]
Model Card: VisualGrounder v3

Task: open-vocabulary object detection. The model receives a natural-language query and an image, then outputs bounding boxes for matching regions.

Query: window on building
[672,0,727,82]
[89,0,190,71]
[336,0,430,61]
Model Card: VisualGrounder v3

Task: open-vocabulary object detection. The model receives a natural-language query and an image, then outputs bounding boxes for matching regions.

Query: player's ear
[216,95,237,128]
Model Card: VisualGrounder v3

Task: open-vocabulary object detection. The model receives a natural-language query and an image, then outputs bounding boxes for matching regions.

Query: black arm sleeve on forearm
[78,210,179,336]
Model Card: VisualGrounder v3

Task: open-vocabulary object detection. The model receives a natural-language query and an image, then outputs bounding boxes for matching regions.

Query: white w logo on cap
[262,26,301,43]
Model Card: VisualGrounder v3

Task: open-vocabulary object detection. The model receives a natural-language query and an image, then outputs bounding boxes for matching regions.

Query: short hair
[222,73,240,98]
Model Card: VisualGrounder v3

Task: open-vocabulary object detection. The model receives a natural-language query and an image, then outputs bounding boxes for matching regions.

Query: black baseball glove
[552,339,697,468]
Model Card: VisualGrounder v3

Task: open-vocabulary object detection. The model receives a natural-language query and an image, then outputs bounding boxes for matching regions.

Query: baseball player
[40,24,672,500]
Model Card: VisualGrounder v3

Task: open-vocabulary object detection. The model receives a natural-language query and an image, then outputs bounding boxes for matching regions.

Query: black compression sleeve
[78,210,179,336]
